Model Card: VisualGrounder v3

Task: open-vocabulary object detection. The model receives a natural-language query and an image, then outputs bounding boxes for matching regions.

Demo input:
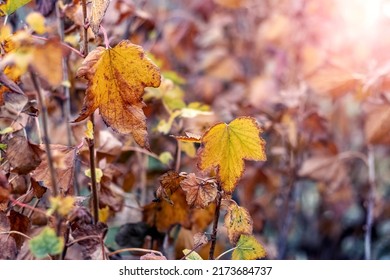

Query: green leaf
[182,249,203,260]
[232,235,266,260]
[29,227,64,258]
[0,0,31,16]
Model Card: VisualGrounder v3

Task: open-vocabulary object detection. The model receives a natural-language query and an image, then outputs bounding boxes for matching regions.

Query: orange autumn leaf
[180,173,217,208]
[74,40,161,148]
[224,203,253,243]
[198,117,266,193]
[143,188,190,232]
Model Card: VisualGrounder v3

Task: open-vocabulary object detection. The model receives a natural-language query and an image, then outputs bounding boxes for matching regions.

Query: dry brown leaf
[180,173,217,208]
[0,211,17,260]
[156,170,184,204]
[8,210,31,249]
[74,40,161,148]
[6,136,43,175]
[90,0,111,36]
[193,232,209,248]
[32,145,78,195]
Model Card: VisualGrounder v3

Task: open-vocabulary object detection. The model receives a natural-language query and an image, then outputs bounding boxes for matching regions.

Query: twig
[0,230,31,240]
[81,0,89,56]
[66,234,102,247]
[180,242,203,260]
[107,248,163,257]
[215,246,237,260]
[31,35,84,58]
[365,145,376,260]
[87,137,99,224]
[175,140,182,172]
[125,146,162,162]
[29,70,58,196]
[80,0,98,224]
[209,184,222,260]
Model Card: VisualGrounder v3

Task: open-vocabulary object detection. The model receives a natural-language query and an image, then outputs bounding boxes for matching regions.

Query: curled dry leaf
[90,0,111,36]
[8,210,31,249]
[73,40,161,149]
[198,117,266,193]
[33,145,78,195]
[193,232,209,248]
[180,173,217,208]
[155,170,184,204]
[224,204,253,244]
[140,253,167,260]
[6,136,43,175]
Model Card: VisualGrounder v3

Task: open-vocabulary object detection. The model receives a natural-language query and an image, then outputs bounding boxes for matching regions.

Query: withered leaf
[6,136,43,175]
[0,211,17,260]
[71,221,108,259]
[73,40,161,148]
[8,210,31,249]
[180,173,217,208]
[224,204,253,244]
[140,253,167,260]
[156,170,184,204]
[193,232,209,248]
[33,145,78,195]
[31,178,47,199]
[90,0,111,36]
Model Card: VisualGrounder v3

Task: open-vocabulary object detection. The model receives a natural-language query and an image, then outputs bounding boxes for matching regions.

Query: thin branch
[31,35,84,58]
[0,230,31,240]
[125,146,162,162]
[87,137,99,224]
[175,140,182,172]
[209,184,222,260]
[180,243,203,260]
[365,145,376,260]
[215,246,237,260]
[66,234,102,247]
[81,0,89,56]
[30,70,59,196]
[107,248,163,257]
[9,197,50,218]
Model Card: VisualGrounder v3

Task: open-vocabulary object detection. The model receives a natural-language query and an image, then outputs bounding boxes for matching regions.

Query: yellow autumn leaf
[85,168,103,183]
[85,120,94,139]
[198,117,266,193]
[48,196,75,217]
[74,40,161,148]
[232,235,266,260]
[26,12,46,34]
[98,205,110,223]
[224,204,253,243]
